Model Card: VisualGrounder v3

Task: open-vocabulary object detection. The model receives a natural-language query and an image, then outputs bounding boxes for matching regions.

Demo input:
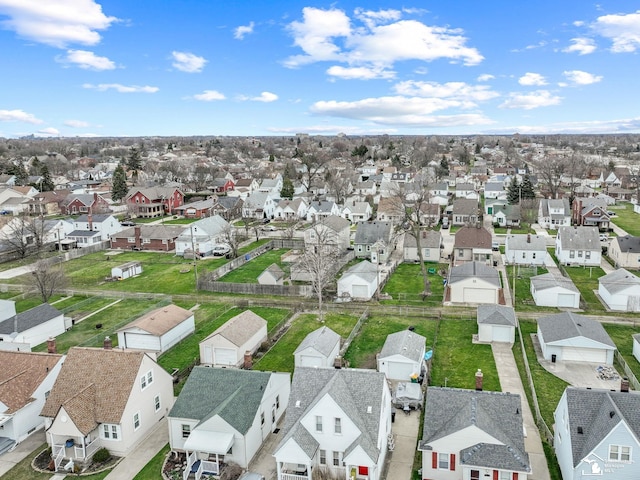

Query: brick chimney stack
[104,336,113,350]
[621,377,630,392]
[88,213,93,231]
[47,337,57,354]
[475,369,484,391]
[243,350,252,370]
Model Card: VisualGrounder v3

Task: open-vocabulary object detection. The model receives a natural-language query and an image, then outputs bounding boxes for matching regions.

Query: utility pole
[190,225,198,287]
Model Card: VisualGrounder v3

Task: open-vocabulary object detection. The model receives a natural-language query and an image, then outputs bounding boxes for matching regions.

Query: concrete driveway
[383,408,421,480]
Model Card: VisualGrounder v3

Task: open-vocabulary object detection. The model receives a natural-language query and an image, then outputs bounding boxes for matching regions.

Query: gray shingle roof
[476,305,517,326]
[419,387,530,473]
[0,303,62,335]
[452,198,479,216]
[614,235,640,254]
[454,226,492,249]
[449,262,500,287]
[506,234,547,251]
[294,326,341,357]
[404,230,441,249]
[557,226,600,250]
[598,268,640,294]
[530,273,579,293]
[340,260,378,283]
[354,221,392,245]
[537,312,615,348]
[379,330,426,363]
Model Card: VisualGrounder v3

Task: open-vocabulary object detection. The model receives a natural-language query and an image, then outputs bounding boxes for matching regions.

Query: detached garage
[537,312,616,365]
[199,310,267,367]
[530,273,580,309]
[598,268,640,312]
[447,262,502,305]
[111,261,142,280]
[477,305,517,343]
[377,330,426,381]
[116,304,195,352]
[294,326,341,368]
[337,260,378,301]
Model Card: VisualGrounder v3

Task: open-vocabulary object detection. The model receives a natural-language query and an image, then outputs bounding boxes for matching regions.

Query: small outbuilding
[257,263,285,286]
[199,310,268,367]
[293,326,341,368]
[111,261,142,280]
[116,304,195,352]
[530,273,581,309]
[598,268,640,312]
[447,261,502,304]
[632,333,640,364]
[337,260,379,300]
[476,304,517,343]
[377,330,426,381]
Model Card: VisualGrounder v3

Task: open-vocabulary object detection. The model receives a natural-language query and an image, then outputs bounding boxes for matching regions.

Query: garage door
[352,284,369,298]
[299,355,322,367]
[563,347,607,363]
[463,288,495,304]
[557,293,576,308]
[386,361,412,380]
[214,348,236,366]
[492,326,512,343]
[123,333,160,351]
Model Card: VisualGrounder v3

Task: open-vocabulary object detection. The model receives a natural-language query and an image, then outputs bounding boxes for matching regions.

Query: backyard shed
[293,326,341,368]
[377,330,426,381]
[476,304,517,343]
[111,261,142,280]
[598,268,640,312]
[530,273,581,308]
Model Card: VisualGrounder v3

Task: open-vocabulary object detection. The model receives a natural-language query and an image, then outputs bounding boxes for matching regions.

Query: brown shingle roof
[40,347,145,434]
[0,351,63,413]
[116,304,193,336]
[454,225,492,248]
[204,310,266,347]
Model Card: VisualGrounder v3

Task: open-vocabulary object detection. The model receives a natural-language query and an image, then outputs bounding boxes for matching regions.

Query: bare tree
[219,225,245,259]
[281,219,301,240]
[28,259,67,302]
[520,198,539,227]
[326,171,353,205]
[535,154,567,199]
[0,215,47,258]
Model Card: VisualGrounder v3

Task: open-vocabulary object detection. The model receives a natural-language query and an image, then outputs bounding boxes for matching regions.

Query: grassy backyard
[505,265,557,313]
[218,249,289,283]
[604,322,640,380]
[381,263,448,305]
[610,202,640,236]
[561,264,607,312]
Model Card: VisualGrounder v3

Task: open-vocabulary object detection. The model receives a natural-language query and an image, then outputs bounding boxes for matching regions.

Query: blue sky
[1,0,639,138]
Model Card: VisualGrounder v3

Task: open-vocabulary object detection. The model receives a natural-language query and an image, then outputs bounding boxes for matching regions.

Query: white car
[211,244,231,256]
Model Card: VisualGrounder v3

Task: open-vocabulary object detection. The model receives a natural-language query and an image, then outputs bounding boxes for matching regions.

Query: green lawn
[133,444,170,480]
[218,249,289,283]
[561,264,607,312]
[381,263,448,305]
[610,202,640,236]
[161,218,198,225]
[604,322,640,380]
[254,312,359,373]
[505,265,556,313]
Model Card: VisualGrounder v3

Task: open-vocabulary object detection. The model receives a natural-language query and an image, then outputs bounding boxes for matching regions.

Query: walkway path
[492,343,551,480]
[383,410,421,480]
[0,430,46,477]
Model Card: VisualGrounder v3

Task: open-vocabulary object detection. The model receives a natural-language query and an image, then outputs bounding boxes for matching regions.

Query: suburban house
[40,346,174,469]
[27,189,72,216]
[608,235,640,269]
[418,386,531,480]
[273,367,392,480]
[210,196,243,221]
[258,263,286,286]
[484,181,506,199]
[173,197,218,219]
[453,225,492,266]
[242,191,276,220]
[303,215,351,252]
[455,183,477,199]
[168,368,290,475]
[274,198,308,221]
[530,273,581,309]
[377,330,426,381]
[555,226,601,267]
[110,224,184,252]
[484,197,508,216]
[447,262,503,305]
[210,177,235,194]
[126,186,184,218]
[230,178,259,197]
[572,198,611,231]
[492,204,521,227]
[354,221,393,263]
[0,350,64,451]
[538,198,571,230]
[61,193,111,215]
[476,304,517,343]
[451,199,479,226]
[554,386,640,480]
[306,200,341,222]
[293,326,341,369]
[258,174,283,196]
[598,269,640,312]
[375,197,404,224]
[199,310,267,367]
[116,304,195,353]
[0,303,66,350]
[337,260,379,301]
[537,312,616,364]
[342,201,372,223]
[111,261,142,280]
[67,214,122,248]
[504,234,547,266]
[403,230,442,263]
[175,215,230,257]
[354,180,377,198]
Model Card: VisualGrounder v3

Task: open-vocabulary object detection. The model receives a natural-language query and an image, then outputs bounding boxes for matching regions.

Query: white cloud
[592,10,640,53]
[82,83,159,93]
[477,74,495,82]
[563,37,596,55]
[234,21,255,40]
[171,51,207,73]
[0,109,43,124]
[573,21,585,27]
[393,80,499,103]
[59,49,115,70]
[193,90,226,101]
[238,92,278,102]
[327,65,395,80]
[562,70,603,85]
[64,119,89,127]
[0,0,117,48]
[493,117,640,134]
[284,7,482,71]
[268,125,396,135]
[499,90,562,110]
[36,127,60,136]
[518,72,547,86]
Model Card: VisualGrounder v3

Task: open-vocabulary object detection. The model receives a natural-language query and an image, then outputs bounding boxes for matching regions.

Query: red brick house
[572,197,611,230]
[110,224,184,251]
[210,178,235,194]
[61,192,111,215]
[27,189,71,216]
[126,187,184,218]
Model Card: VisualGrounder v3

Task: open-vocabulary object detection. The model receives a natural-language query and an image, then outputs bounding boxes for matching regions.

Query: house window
[470,471,480,480]
[154,395,161,412]
[102,424,120,440]
[532,253,536,259]
[438,453,449,469]
[133,413,140,431]
[578,250,583,258]
[128,237,136,243]
[143,238,151,244]
[319,450,326,465]
[609,445,631,462]
[334,418,342,434]
[499,472,510,480]
[586,251,591,259]
[276,395,280,410]
[182,424,191,439]
[141,371,153,390]
[458,249,464,257]
[522,252,526,259]
[315,416,323,432]
[333,451,341,466]
[569,250,575,259]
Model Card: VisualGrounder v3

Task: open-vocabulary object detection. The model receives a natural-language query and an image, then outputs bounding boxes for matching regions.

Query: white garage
[377,330,426,381]
[337,261,378,301]
[294,326,341,369]
[214,347,236,366]
[448,262,501,305]
[530,273,580,309]
[463,288,498,304]
[537,312,616,365]
[598,269,640,312]
[477,305,517,344]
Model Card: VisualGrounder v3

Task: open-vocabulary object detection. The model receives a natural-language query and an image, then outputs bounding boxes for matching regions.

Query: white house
[257,263,286,286]
[175,215,230,256]
[555,226,601,267]
[598,268,640,312]
[294,326,341,368]
[273,367,392,480]
[41,347,175,468]
[199,310,267,367]
[403,230,442,263]
[0,303,65,350]
[447,262,502,305]
[476,304,517,343]
[608,235,640,269]
[337,260,379,300]
[168,367,290,476]
[67,214,122,247]
[537,312,616,364]
[455,183,477,198]
[274,198,308,221]
[116,304,195,353]
[504,234,547,266]
[483,181,506,199]
[342,201,372,223]
[538,198,572,230]
[0,351,64,451]
[243,191,276,219]
[111,261,142,280]
[377,330,426,381]
[303,215,351,252]
[530,273,581,309]
[554,387,640,480]
[306,200,341,222]
[418,386,530,480]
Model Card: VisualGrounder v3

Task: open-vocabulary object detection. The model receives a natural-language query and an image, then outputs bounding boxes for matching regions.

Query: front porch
[49,433,101,472]
[181,430,232,480]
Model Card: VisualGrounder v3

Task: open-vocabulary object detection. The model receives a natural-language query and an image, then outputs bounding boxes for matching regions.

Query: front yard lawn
[610,202,640,236]
[133,444,170,480]
[381,263,448,305]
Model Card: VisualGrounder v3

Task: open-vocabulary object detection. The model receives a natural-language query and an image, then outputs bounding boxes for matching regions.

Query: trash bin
[493,260,498,267]
[551,354,557,363]
[391,410,396,423]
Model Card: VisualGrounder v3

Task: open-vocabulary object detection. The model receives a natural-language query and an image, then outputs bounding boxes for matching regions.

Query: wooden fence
[196,281,313,296]
[615,351,640,391]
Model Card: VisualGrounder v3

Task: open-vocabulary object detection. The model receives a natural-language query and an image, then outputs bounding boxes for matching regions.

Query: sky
[0,0,639,138]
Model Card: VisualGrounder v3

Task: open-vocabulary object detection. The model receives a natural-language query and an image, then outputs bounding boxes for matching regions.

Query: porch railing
[195,460,219,480]
[53,445,65,471]
[281,473,309,480]
[184,452,197,480]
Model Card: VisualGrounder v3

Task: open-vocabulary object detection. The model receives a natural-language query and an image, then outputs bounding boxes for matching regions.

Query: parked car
[441,217,449,229]
[211,244,231,256]
[261,225,277,231]
[492,241,500,251]
[262,218,271,224]
[599,234,609,242]
[121,221,136,227]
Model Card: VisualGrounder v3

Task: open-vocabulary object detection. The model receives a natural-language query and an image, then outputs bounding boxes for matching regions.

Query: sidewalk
[0,263,35,279]
[0,430,46,477]
[492,343,550,480]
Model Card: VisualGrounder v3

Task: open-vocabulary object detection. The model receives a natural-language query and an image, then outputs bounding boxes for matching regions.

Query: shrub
[92,447,111,463]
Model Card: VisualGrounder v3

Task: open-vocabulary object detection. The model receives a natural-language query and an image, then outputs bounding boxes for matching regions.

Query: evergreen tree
[126,146,142,183]
[436,155,449,179]
[520,174,536,200]
[280,176,294,199]
[39,164,54,191]
[507,177,521,205]
[111,163,128,202]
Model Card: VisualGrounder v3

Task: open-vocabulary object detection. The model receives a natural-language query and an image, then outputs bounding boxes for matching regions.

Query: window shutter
[512,473,518,480]
[493,471,498,480]
[450,454,456,471]
[432,452,437,469]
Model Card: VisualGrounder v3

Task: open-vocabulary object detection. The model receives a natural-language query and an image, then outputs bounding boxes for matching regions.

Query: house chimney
[134,225,142,248]
[334,356,343,369]
[475,369,483,391]
[88,213,93,231]
[527,233,531,243]
[621,377,630,392]
[243,350,253,370]
[47,337,57,354]
[103,336,112,350]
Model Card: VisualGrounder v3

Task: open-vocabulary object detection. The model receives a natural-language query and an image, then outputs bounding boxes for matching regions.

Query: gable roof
[294,326,341,357]
[537,312,615,348]
[0,351,63,414]
[506,233,547,251]
[126,186,181,201]
[261,263,285,281]
[452,198,479,216]
[203,310,266,346]
[477,305,517,327]
[530,273,579,293]
[340,260,378,283]
[40,347,147,434]
[419,387,530,473]
[117,304,193,336]
[404,230,441,249]
[613,235,640,254]
[454,225,492,249]
[112,224,183,240]
[169,367,275,434]
[0,303,62,336]
[557,226,600,250]
[379,330,426,363]
[449,262,500,287]
[354,221,392,245]
[317,215,350,232]
[598,268,640,294]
